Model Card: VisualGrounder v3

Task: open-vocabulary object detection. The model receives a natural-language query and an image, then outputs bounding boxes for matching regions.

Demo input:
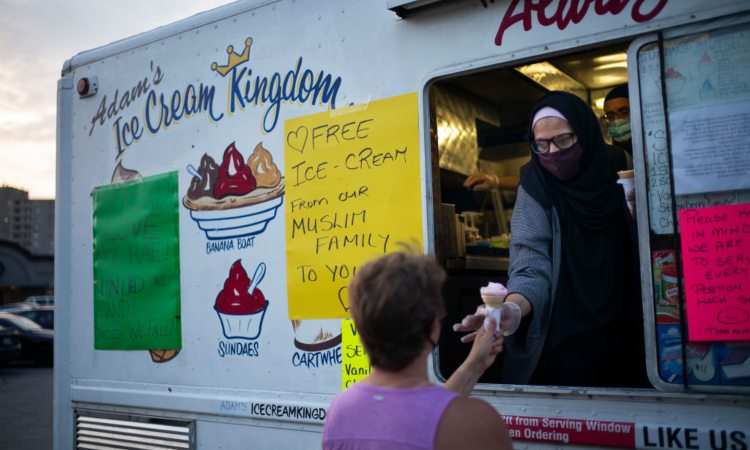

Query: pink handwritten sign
[679,203,750,341]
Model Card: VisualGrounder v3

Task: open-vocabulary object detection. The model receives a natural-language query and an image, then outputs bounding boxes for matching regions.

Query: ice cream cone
[481,294,506,309]
[149,349,179,363]
[617,170,636,218]
[617,169,634,180]
[481,295,505,333]
[479,282,508,333]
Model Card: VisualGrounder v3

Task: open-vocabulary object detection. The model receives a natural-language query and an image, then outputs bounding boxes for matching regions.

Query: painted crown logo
[211,37,253,77]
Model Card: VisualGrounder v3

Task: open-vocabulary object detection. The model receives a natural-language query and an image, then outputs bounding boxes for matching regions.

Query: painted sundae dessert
[215,260,268,340]
[214,143,257,198]
[185,141,283,208]
[480,282,508,333]
[149,349,180,364]
[291,319,342,351]
[187,153,219,198]
[111,161,142,184]
[184,142,284,239]
[248,142,282,188]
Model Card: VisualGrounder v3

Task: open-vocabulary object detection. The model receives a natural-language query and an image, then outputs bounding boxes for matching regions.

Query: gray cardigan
[504,185,561,384]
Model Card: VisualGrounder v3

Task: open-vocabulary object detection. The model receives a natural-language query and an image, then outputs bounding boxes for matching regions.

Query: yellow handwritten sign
[341,319,371,389]
[284,92,422,319]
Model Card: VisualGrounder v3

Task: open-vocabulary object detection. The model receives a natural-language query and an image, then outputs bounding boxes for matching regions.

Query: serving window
[429,42,645,388]
[430,14,750,394]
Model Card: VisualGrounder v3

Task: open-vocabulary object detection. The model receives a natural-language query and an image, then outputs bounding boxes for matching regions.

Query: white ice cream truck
[55,0,750,448]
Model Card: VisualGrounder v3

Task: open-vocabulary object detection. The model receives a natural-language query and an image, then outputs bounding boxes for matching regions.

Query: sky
[0,0,231,199]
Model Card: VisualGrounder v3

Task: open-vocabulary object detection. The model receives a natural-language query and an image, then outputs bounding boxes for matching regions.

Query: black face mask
[537,143,583,181]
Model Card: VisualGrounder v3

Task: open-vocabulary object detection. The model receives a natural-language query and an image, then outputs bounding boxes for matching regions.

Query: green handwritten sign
[92,172,181,349]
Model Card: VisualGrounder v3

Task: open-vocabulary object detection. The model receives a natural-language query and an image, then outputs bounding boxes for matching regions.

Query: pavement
[0,364,53,450]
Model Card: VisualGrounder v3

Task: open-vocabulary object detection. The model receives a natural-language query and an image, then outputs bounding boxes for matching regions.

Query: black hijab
[520,91,632,346]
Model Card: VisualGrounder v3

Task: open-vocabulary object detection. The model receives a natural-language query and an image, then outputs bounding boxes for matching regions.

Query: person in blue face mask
[603,84,632,155]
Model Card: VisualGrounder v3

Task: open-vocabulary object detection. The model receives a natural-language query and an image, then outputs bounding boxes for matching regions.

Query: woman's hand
[465,318,504,372]
[444,318,503,395]
[453,302,524,343]
[463,173,498,191]
[499,301,522,336]
[452,305,487,343]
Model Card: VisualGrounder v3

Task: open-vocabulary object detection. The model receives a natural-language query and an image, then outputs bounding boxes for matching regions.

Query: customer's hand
[466,318,503,371]
[444,317,504,395]
[463,173,498,191]
[452,305,487,343]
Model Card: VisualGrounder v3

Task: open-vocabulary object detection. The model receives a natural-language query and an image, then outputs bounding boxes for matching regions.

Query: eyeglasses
[601,107,630,124]
[530,133,577,154]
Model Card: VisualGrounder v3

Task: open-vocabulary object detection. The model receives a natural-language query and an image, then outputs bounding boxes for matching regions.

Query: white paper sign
[637,25,750,234]
[670,101,750,195]
[638,45,673,234]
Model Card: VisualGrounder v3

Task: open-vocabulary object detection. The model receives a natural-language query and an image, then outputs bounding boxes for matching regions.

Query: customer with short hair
[322,251,513,450]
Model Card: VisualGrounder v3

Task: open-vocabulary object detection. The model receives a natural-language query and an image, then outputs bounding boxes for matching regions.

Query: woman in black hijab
[456,91,647,387]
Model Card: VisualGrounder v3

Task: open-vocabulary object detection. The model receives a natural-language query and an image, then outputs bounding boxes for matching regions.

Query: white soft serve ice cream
[480,282,507,333]
[480,282,508,308]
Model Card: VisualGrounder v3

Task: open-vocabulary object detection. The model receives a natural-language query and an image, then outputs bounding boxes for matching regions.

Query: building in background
[0,187,54,304]
[0,239,53,304]
[0,186,54,256]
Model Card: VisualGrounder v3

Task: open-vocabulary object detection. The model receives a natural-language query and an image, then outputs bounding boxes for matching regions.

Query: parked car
[3,306,54,329]
[0,313,53,366]
[25,295,54,306]
[0,302,34,311]
[0,324,22,366]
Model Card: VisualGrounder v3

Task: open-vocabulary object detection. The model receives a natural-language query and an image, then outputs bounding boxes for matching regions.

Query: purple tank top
[322,383,458,450]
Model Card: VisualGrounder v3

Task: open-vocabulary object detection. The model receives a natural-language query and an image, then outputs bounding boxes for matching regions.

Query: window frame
[629,15,750,394]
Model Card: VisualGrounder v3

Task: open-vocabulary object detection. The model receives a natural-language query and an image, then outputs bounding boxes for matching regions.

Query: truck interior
[433,15,750,394]
[429,40,647,387]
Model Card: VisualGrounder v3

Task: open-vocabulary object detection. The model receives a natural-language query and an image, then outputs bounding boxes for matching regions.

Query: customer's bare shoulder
[435,396,513,450]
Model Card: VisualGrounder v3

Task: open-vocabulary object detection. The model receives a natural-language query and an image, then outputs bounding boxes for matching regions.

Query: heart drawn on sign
[338,285,349,312]
[287,126,308,153]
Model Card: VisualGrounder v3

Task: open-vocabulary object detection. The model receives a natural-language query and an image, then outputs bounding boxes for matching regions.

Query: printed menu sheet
[670,101,750,195]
